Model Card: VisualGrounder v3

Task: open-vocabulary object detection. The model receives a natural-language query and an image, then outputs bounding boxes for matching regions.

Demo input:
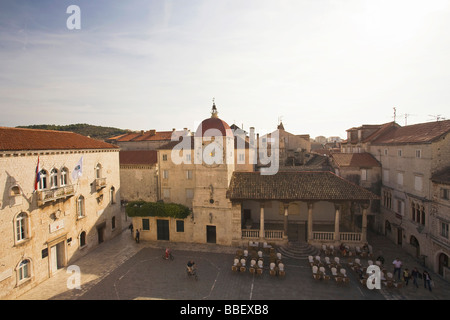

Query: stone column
[361,202,370,242]
[283,203,289,239]
[260,202,265,240]
[334,203,341,242]
[307,202,314,241]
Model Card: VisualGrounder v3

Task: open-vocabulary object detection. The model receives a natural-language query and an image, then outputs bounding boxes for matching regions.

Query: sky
[1,0,449,139]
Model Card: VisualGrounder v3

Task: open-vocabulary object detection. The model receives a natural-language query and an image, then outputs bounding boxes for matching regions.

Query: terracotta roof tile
[331,153,380,168]
[119,150,157,165]
[371,120,450,145]
[0,127,118,151]
[227,171,379,201]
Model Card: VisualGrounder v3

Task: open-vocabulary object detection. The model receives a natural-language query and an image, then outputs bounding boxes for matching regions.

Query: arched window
[110,186,115,204]
[10,185,21,196]
[77,196,85,218]
[15,212,28,242]
[38,169,48,190]
[50,168,58,188]
[95,163,102,179]
[17,259,31,282]
[79,231,86,247]
[60,167,68,186]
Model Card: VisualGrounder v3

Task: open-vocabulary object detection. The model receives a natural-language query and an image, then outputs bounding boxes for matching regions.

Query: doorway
[206,225,216,243]
[50,241,65,274]
[97,223,106,244]
[397,228,403,245]
[157,219,170,241]
[439,253,449,277]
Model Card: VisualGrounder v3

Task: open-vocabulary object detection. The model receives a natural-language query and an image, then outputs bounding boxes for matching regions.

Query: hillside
[16,124,130,141]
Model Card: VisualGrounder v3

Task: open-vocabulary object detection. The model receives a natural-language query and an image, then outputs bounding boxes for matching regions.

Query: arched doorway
[410,235,420,258]
[438,253,449,277]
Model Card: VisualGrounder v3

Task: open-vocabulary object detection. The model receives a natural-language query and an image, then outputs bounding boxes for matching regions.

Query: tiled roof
[119,150,157,165]
[227,171,379,201]
[431,167,450,185]
[195,117,233,138]
[371,120,450,145]
[0,127,118,151]
[331,153,380,168]
[107,130,175,143]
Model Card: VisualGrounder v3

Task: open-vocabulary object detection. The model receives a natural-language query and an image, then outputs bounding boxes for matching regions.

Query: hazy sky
[1,0,449,138]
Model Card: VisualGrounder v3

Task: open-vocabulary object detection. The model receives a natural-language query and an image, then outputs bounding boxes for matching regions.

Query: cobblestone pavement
[16,228,450,301]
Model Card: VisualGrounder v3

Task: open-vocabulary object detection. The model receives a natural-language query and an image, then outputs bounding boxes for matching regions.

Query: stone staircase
[276,241,320,260]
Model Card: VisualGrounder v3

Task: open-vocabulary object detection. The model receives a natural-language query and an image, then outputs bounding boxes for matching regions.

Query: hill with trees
[16,123,130,141]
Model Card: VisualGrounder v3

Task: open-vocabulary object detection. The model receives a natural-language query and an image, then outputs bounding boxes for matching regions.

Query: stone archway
[410,235,420,258]
[438,252,449,277]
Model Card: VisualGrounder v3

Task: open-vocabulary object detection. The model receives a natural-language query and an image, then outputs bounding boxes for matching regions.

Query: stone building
[430,167,450,280]
[0,127,121,299]
[130,104,377,248]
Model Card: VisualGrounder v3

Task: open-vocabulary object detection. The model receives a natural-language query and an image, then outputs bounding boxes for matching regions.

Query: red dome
[195,117,234,138]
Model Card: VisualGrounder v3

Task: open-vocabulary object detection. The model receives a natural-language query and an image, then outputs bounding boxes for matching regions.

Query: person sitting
[187,260,196,274]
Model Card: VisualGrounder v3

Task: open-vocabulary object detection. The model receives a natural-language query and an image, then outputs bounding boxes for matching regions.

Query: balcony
[37,185,75,206]
[94,177,107,191]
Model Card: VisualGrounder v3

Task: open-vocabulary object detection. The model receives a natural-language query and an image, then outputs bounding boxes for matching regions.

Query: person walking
[392,258,403,281]
[135,228,140,243]
[411,267,420,288]
[403,268,410,286]
[423,270,432,291]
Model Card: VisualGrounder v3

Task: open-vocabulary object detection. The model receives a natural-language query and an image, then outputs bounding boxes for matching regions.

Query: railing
[37,185,75,206]
[313,232,334,241]
[340,232,362,242]
[242,229,284,240]
[95,177,107,190]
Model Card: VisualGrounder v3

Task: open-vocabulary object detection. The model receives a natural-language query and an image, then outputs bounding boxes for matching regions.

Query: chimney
[149,129,156,135]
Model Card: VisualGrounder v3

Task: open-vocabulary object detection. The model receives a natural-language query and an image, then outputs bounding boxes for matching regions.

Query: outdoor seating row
[311,265,349,283]
[232,256,285,277]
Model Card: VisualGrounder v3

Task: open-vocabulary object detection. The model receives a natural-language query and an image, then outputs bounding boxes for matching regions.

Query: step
[276,242,320,260]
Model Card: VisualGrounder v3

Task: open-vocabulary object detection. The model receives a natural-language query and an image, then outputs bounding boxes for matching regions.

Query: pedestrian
[423,270,432,291]
[403,268,410,286]
[135,228,140,243]
[129,223,133,235]
[392,258,402,281]
[411,267,420,288]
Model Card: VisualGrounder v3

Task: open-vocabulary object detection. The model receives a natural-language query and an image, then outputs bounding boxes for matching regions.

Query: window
[186,188,194,199]
[162,154,168,161]
[441,222,449,239]
[10,185,20,196]
[414,175,423,191]
[15,212,28,242]
[176,220,184,232]
[95,163,102,179]
[384,149,388,156]
[79,231,87,247]
[238,153,245,163]
[163,170,169,180]
[38,170,48,190]
[441,188,450,200]
[77,196,85,217]
[110,187,115,204]
[185,153,191,162]
[397,149,402,157]
[383,190,392,209]
[396,199,404,216]
[415,149,421,158]
[163,188,170,199]
[411,200,425,225]
[397,172,403,186]
[60,168,68,186]
[186,170,193,180]
[17,259,30,282]
[50,168,58,188]
[361,169,367,181]
[142,218,150,231]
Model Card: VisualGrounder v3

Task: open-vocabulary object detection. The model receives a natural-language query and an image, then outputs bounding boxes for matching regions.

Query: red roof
[331,152,380,168]
[195,117,233,138]
[371,120,450,145]
[107,130,174,142]
[0,127,118,151]
[119,150,157,165]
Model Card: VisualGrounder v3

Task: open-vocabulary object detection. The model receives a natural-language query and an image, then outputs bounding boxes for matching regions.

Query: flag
[72,156,83,181]
[34,156,41,191]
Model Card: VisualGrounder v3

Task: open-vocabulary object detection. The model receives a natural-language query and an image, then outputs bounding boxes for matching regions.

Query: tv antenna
[428,114,446,122]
